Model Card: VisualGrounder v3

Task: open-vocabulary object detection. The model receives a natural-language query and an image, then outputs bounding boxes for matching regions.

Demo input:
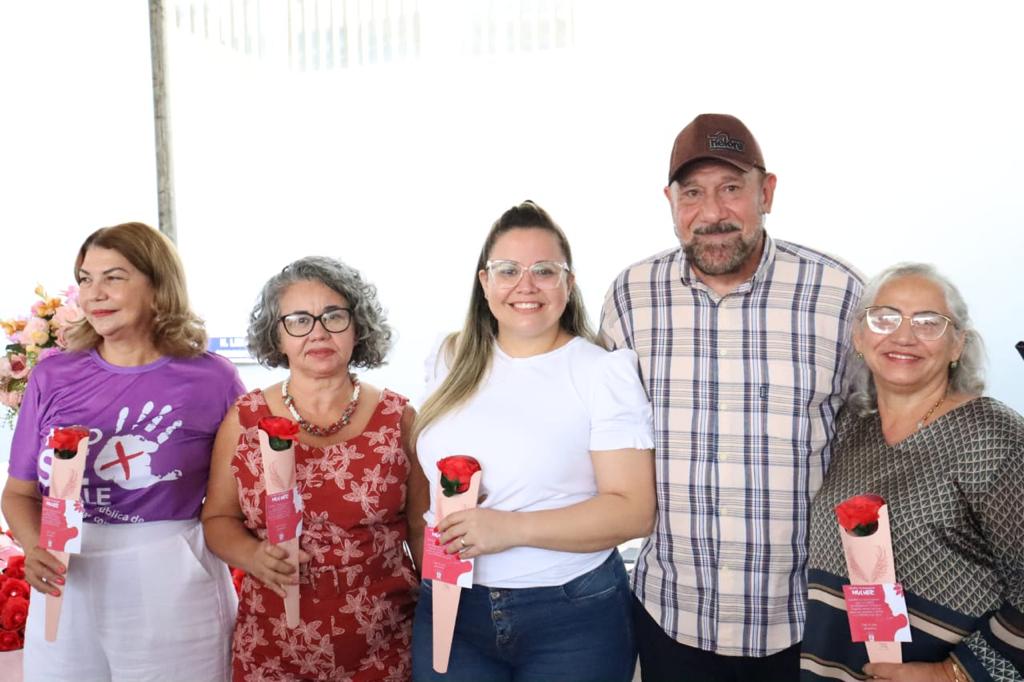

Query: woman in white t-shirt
[410,200,656,682]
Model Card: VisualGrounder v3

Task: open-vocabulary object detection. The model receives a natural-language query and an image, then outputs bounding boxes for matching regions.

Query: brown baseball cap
[668,113,765,184]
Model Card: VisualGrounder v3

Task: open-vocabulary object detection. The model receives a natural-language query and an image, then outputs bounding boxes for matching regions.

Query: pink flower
[51,304,83,348]
[0,358,10,379]
[20,317,50,347]
[0,392,22,409]
[61,285,80,306]
[7,354,29,380]
[52,304,83,328]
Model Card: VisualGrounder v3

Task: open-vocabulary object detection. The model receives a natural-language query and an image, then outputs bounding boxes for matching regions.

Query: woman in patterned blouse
[800,262,1024,682]
[203,257,429,681]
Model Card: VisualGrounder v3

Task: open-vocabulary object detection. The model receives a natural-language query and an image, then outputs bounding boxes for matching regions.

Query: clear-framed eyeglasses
[279,308,353,337]
[863,306,957,341]
[484,259,571,290]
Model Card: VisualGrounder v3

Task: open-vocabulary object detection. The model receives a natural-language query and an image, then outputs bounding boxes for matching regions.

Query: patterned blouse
[231,388,418,682]
[800,397,1024,681]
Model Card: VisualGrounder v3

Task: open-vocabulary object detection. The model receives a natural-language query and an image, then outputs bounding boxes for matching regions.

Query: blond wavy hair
[64,222,207,357]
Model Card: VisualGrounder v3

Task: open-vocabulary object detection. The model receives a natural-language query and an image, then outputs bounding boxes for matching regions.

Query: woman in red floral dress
[203,257,428,681]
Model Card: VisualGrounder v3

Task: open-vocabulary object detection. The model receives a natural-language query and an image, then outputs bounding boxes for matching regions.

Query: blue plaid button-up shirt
[600,234,863,657]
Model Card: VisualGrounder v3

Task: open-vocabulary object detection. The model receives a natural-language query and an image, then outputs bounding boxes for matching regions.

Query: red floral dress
[231,388,418,682]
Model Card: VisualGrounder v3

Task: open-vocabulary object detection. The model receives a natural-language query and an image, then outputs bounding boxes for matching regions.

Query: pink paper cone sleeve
[838,503,902,663]
[43,433,88,642]
[257,429,301,629]
[432,469,482,674]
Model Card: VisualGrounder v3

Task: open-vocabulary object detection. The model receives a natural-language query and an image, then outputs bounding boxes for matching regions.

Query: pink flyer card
[843,583,912,643]
[266,488,303,544]
[421,526,474,588]
[39,497,84,554]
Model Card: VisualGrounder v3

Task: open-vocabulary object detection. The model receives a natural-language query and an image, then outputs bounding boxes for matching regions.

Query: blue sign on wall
[208,336,254,364]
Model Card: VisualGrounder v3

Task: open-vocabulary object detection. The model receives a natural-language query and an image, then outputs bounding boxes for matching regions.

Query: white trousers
[23,519,236,682]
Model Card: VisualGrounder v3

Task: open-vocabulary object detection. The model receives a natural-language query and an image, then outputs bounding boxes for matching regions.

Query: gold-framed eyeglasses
[484,259,570,290]
[279,308,352,337]
[863,306,957,341]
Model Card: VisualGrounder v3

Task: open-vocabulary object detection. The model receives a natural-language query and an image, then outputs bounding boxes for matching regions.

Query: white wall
[2,1,1023,470]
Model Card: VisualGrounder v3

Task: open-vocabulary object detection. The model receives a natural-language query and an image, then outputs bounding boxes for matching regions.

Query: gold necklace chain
[915,394,946,431]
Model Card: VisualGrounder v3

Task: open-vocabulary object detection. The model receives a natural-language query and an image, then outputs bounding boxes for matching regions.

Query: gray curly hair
[247,256,392,369]
[847,262,986,417]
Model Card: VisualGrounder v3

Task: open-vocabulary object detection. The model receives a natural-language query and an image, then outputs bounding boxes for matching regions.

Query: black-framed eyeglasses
[484,259,571,290]
[863,305,957,341]
[278,308,353,337]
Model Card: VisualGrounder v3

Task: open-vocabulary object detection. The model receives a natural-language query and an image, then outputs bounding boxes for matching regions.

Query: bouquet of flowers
[0,529,29,651]
[0,285,83,423]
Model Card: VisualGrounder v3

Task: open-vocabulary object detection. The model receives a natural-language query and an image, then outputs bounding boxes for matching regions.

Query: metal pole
[148,0,176,243]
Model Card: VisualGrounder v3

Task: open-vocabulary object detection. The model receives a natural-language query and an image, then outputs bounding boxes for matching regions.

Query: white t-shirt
[417,336,654,588]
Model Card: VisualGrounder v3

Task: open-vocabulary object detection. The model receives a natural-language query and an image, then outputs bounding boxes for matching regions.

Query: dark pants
[412,552,636,682]
[632,595,800,682]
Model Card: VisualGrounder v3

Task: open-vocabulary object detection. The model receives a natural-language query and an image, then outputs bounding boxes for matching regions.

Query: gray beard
[683,223,763,276]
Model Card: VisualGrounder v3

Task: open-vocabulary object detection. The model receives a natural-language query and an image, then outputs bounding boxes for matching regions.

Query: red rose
[2,555,25,580]
[0,596,27,631]
[258,416,299,452]
[231,566,246,596]
[437,456,481,497]
[0,629,21,651]
[1,578,29,601]
[835,494,886,536]
[48,426,90,459]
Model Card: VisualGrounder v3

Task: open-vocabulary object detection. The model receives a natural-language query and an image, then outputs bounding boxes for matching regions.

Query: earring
[855,351,864,360]
[950,359,959,369]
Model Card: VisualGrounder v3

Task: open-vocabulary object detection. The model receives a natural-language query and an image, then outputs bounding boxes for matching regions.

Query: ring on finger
[459,537,467,549]
[41,576,47,584]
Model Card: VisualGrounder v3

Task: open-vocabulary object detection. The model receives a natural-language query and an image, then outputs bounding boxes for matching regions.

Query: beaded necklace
[281,373,360,437]
[915,393,946,431]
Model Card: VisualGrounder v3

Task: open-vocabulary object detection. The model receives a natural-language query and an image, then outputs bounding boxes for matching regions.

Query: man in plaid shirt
[600,113,863,681]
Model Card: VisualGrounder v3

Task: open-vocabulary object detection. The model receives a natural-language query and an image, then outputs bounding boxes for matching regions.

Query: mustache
[693,222,741,236]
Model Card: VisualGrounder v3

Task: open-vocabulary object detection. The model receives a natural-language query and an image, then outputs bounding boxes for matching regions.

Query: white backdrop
[2,1,1023,467]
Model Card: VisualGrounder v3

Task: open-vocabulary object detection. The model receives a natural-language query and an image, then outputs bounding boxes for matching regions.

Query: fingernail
[56,578,65,585]
[434,538,440,545]
[52,590,61,597]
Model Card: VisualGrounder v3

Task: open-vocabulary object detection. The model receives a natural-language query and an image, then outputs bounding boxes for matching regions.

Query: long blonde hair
[64,222,207,357]
[412,201,594,442]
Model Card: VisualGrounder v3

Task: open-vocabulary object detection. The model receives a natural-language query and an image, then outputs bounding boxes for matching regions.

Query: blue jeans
[412,551,636,682]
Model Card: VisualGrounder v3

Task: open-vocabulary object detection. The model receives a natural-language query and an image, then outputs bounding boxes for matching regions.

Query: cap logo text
[707,132,745,153]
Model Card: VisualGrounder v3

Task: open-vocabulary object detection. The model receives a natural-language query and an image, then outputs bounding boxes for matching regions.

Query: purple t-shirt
[9,349,245,524]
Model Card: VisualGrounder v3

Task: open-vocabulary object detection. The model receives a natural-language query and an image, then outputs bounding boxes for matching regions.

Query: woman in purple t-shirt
[1,222,244,681]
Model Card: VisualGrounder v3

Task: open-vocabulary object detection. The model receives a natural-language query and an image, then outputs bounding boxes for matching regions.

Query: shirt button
[719,348,729,357]
[718,452,727,461]
[720,402,730,411]
[490,591,501,600]
[721,507,732,516]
